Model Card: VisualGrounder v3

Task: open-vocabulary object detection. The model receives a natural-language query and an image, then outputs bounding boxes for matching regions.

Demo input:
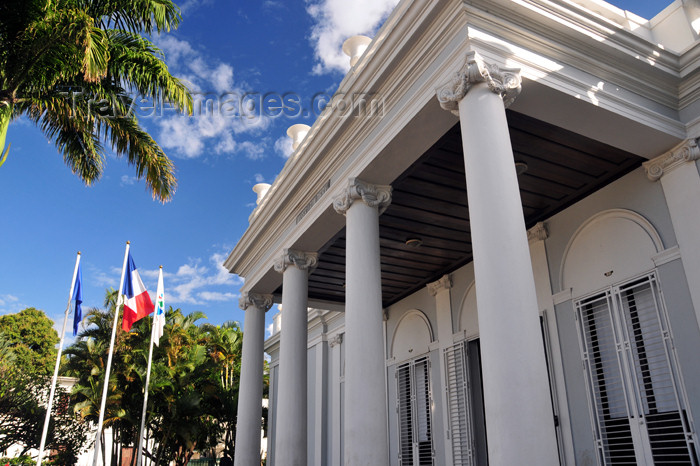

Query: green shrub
[0,455,36,465]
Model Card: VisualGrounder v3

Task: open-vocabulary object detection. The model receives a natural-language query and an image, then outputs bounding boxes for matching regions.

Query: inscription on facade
[296,180,331,224]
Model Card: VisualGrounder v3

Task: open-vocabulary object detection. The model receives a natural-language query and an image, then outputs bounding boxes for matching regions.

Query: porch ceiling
[278,110,645,307]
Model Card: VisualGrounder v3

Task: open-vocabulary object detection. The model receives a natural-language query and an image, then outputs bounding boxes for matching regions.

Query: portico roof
[289,109,644,307]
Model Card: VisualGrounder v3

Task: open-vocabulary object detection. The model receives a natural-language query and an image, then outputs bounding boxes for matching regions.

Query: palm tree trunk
[0,103,12,167]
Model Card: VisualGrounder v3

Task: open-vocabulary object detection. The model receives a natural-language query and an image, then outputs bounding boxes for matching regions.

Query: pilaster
[427,274,457,465]
[643,138,700,330]
[526,223,576,465]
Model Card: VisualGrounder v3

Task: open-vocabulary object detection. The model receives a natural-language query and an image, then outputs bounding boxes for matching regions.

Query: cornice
[465,25,686,137]
[332,178,392,215]
[462,0,682,109]
[643,138,700,181]
[679,37,700,79]
[436,50,522,113]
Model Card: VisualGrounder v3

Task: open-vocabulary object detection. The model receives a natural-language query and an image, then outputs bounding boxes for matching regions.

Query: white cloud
[149,249,243,305]
[237,140,266,160]
[157,116,206,159]
[157,36,195,65]
[266,322,274,338]
[178,0,214,14]
[274,135,293,159]
[90,249,242,308]
[151,36,270,159]
[120,175,137,186]
[254,173,266,183]
[198,291,238,301]
[263,0,284,9]
[0,294,18,306]
[306,0,400,75]
[0,294,25,316]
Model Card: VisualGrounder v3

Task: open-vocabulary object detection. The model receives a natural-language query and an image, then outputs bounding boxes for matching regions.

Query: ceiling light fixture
[515,161,529,176]
[405,238,423,248]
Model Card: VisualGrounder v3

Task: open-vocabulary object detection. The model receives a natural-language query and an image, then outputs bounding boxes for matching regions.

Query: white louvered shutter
[444,342,474,466]
[575,273,698,465]
[396,356,435,466]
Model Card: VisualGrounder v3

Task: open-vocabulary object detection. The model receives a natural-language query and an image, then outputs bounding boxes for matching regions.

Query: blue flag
[72,263,83,336]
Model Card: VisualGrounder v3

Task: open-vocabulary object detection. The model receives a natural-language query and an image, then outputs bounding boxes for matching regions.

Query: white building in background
[225,0,700,464]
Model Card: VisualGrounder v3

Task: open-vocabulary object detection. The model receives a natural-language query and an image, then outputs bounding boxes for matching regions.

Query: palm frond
[22,92,104,183]
[107,31,192,115]
[82,26,110,82]
[100,114,177,201]
[83,0,182,34]
[9,8,95,92]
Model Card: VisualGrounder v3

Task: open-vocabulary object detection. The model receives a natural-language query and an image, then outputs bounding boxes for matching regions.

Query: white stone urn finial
[287,124,311,151]
[253,183,271,205]
[342,35,372,67]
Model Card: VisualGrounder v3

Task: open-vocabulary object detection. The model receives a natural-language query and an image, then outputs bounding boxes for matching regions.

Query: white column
[437,50,559,466]
[234,292,273,466]
[273,249,317,466]
[333,178,392,466]
[644,139,700,329]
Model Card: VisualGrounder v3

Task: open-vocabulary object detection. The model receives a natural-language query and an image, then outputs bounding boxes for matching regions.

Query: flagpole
[135,266,161,466]
[36,252,81,466]
[93,242,130,466]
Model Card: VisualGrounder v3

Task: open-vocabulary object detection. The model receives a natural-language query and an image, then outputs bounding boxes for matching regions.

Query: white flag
[153,267,165,346]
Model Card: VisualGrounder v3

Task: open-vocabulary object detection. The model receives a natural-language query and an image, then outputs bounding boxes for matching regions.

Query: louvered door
[396,356,434,466]
[575,273,698,465]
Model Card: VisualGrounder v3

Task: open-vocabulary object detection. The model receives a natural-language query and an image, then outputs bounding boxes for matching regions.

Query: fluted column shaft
[333,178,391,466]
[274,250,317,466]
[438,51,559,465]
[234,293,272,466]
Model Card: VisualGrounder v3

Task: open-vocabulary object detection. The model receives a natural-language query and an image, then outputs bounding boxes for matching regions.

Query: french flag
[121,252,155,332]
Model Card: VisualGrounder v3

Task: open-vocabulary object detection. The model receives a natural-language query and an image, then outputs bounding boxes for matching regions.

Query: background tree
[63,292,245,466]
[0,312,88,461]
[0,0,192,201]
[0,307,58,376]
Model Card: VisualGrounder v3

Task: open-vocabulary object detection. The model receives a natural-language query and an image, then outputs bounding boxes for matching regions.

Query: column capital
[643,138,700,181]
[274,249,318,274]
[427,274,452,296]
[328,333,343,348]
[239,292,274,311]
[527,222,549,243]
[332,177,392,215]
[436,50,521,115]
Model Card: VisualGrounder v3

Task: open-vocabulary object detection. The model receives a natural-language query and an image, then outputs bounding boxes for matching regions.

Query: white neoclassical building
[224,0,700,465]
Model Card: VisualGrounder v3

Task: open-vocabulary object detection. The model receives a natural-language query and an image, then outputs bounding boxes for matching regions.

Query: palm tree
[200,321,243,459]
[0,0,192,201]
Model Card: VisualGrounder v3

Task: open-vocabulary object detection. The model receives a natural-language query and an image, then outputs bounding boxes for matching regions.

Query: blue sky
[0,0,672,339]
